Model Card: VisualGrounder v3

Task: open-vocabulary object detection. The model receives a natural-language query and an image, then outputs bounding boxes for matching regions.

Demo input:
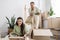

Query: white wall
[39,0,51,12]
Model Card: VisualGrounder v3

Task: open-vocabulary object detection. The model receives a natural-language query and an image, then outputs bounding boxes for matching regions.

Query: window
[51,0,60,17]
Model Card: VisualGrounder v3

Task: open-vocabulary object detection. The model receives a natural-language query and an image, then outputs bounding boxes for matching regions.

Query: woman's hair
[16,17,25,36]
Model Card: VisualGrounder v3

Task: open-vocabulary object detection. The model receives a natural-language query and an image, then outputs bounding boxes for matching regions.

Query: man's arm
[35,7,41,15]
[28,8,33,16]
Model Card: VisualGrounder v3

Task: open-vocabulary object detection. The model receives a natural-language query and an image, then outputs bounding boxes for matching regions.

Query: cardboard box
[33,29,53,40]
[9,37,25,40]
[33,36,50,40]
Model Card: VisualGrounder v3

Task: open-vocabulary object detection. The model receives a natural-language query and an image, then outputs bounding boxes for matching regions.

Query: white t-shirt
[28,7,40,16]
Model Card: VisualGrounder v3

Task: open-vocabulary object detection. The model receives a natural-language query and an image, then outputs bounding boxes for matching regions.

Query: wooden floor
[1,38,56,40]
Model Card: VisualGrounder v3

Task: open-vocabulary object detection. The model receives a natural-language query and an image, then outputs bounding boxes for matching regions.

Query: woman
[10,17,27,37]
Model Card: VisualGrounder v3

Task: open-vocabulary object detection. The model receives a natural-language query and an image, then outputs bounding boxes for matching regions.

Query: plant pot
[8,27,13,34]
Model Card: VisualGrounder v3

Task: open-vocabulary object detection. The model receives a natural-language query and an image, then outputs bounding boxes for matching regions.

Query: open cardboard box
[9,37,25,40]
[33,29,53,40]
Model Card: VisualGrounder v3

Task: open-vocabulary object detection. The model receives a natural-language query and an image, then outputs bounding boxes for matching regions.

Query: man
[28,2,41,29]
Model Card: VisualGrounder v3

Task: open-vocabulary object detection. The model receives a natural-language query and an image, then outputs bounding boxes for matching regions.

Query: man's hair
[30,2,34,4]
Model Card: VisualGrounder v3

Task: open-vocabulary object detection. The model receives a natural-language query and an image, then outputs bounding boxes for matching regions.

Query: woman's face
[17,19,23,26]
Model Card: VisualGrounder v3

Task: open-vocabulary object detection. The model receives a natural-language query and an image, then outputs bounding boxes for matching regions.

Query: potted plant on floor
[6,15,16,34]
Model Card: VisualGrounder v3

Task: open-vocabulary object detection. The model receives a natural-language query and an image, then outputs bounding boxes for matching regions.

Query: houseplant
[6,15,16,34]
[48,7,55,16]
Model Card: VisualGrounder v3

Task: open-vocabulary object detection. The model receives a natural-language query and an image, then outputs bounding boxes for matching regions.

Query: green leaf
[49,7,55,16]
[6,15,16,29]
[6,17,11,26]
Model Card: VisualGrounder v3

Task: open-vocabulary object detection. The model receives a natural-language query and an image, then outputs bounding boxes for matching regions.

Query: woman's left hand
[24,34,27,38]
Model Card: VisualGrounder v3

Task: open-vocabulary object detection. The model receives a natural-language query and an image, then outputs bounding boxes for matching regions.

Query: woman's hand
[24,34,27,37]
[24,32,29,38]
[23,34,27,38]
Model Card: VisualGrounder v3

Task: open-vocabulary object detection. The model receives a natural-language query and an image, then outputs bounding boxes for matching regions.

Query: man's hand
[35,13,40,15]
[30,13,33,16]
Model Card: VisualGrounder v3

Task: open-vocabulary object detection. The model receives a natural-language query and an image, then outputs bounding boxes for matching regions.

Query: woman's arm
[10,26,20,36]
[24,25,33,37]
